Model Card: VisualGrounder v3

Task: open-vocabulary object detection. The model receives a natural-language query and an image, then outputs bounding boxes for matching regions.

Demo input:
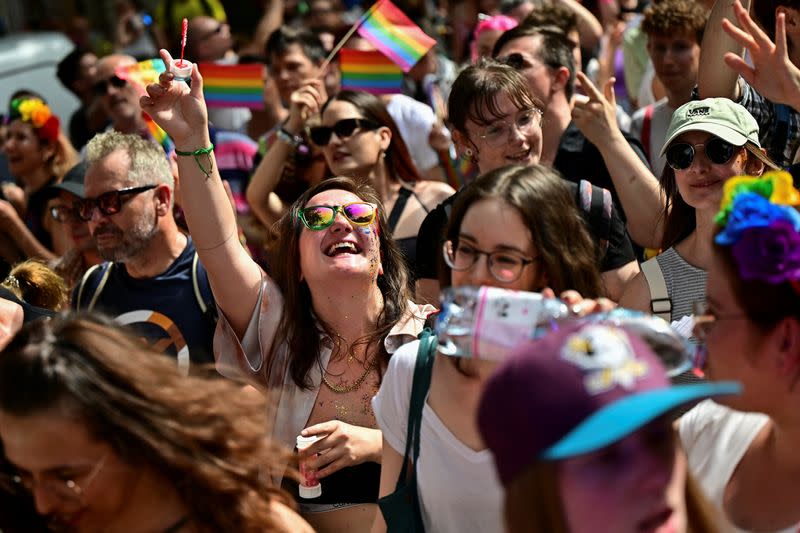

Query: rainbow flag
[198,63,264,110]
[116,59,166,95]
[356,0,436,73]
[340,49,402,94]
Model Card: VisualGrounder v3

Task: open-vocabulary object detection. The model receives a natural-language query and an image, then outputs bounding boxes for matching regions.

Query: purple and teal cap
[477,323,740,486]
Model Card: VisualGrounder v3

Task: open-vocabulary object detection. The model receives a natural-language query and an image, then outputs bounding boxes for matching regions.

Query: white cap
[298,483,322,499]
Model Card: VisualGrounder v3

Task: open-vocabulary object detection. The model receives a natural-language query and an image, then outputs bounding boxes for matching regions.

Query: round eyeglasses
[665,138,738,170]
[475,107,543,148]
[442,240,539,283]
[3,452,108,504]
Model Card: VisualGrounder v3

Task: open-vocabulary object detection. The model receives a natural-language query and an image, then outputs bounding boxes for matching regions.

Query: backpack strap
[641,256,672,322]
[396,328,437,489]
[75,262,113,312]
[191,252,218,325]
[641,104,654,163]
[577,180,612,255]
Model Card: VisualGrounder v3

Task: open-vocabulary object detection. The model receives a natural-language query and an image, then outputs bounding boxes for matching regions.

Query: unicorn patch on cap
[561,326,649,395]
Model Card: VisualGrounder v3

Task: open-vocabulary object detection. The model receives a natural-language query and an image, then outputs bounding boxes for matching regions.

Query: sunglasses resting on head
[298,202,377,231]
[308,118,380,147]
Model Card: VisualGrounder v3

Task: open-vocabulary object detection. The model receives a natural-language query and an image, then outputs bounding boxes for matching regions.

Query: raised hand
[298,420,382,479]
[572,71,621,147]
[140,49,209,146]
[721,1,800,109]
[285,78,328,134]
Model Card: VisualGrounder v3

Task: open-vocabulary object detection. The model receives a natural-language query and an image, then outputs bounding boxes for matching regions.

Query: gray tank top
[654,247,708,322]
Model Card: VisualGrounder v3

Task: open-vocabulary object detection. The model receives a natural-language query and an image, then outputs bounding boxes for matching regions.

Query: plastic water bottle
[435,286,571,362]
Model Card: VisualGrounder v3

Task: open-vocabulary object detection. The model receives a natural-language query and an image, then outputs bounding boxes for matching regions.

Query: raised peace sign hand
[140,49,209,147]
[721,0,800,110]
[571,71,622,149]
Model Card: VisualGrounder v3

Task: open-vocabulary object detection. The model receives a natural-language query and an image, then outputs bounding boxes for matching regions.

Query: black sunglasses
[93,75,127,96]
[665,137,738,170]
[308,118,380,146]
[75,185,157,221]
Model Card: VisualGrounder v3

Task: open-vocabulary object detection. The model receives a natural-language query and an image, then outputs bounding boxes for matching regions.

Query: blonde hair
[52,131,80,180]
[2,259,68,310]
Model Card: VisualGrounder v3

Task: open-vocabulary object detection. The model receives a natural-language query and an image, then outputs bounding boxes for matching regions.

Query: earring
[465,148,473,157]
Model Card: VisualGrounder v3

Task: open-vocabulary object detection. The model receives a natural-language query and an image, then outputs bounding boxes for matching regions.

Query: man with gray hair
[72,131,216,370]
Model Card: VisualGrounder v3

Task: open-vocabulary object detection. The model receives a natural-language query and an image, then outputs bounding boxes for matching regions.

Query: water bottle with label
[435,286,571,362]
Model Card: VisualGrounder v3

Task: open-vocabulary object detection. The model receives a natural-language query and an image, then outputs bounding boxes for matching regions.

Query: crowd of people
[1,0,800,531]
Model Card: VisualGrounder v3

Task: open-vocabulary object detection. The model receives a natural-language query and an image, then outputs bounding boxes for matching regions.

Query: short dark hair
[57,48,87,93]
[492,25,576,99]
[447,59,542,134]
[522,3,578,35]
[264,26,327,66]
[753,0,800,40]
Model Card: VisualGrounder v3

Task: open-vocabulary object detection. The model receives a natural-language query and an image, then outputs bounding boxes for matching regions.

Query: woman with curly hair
[1,96,79,262]
[0,313,312,532]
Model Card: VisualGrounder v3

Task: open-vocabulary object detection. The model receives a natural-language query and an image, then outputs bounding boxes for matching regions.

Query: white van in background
[0,32,77,182]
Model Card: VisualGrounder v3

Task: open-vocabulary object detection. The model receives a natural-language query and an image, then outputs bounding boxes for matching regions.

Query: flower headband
[715,171,800,290]
[8,97,60,143]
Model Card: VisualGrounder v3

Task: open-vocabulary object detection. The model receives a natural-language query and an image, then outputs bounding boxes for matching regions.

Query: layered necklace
[322,336,376,394]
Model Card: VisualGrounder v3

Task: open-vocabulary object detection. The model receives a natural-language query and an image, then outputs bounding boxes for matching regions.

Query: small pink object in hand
[296,435,322,499]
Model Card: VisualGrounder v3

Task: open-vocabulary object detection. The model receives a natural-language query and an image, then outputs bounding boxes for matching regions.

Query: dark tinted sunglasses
[93,75,127,95]
[75,185,157,221]
[308,118,380,146]
[665,137,738,170]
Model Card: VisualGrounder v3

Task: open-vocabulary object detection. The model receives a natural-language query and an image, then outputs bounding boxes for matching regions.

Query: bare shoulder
[269,501,316,533]
[413,180,455,208]
[618,271,652,313]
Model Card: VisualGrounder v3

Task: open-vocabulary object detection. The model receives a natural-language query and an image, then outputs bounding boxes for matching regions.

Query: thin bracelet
[175,144,215,179]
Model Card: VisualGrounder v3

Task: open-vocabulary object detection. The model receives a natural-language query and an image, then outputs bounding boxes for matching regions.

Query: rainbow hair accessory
[715,171,800,286]
[8,98,60,143]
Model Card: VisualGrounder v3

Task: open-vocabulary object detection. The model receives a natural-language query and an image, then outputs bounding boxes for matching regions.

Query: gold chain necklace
[322,357,375,394]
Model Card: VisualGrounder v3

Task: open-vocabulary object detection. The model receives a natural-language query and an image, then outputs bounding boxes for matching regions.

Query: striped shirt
[655,247,707,322]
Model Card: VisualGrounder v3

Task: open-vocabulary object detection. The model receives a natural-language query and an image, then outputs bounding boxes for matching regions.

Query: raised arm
[245,78,327,226]
[698,0,750,100]
[560,0,604,51]
[141,50,261,337]
[722,4,800,110]
[572,72,665,248]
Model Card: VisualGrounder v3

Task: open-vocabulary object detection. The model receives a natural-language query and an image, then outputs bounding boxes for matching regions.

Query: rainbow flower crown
[8,97,60,143]
[715,171,800,289]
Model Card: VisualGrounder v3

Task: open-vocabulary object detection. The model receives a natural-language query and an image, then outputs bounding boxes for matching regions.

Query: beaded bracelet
[175,144,215,179]
[277,127,304,148]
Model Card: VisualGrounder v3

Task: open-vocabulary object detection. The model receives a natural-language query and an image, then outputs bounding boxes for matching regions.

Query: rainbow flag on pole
[340,49,403,94]
[198,63,264,110]
[356,0,436,73]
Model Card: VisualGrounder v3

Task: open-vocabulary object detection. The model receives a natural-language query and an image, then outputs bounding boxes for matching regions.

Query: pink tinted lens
[344,203,375,225]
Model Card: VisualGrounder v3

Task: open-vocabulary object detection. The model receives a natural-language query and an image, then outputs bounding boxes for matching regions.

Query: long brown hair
[0,313,296,532]
[442,164,604,298]
[660,141,775,250]
[321,90,422,184]
[268,176,412,389]
[505,457,719,532]
[2,259,68,310]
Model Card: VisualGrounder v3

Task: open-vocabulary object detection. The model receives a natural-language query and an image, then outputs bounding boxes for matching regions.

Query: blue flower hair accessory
[715,172,800,287]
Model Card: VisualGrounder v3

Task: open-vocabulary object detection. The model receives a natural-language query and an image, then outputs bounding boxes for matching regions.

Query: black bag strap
[388,187,413,232]
[396,328,437,490]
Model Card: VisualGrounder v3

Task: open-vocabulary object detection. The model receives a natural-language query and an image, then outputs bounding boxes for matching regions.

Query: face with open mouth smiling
[298,188,382,285]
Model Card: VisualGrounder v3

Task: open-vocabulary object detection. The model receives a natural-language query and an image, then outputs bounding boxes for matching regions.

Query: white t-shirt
[372,340,505,533]
[679,400,797,533]
[386,94,442,173]
[630,98,674,177]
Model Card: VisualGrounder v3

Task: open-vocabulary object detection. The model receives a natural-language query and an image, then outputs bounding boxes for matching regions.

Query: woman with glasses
[250,88,454,277]
[371,164,603,533]
[676,172,800,532]
[0,313,312,532]
[620,98,777,327]
[0,96,79,265]
[141,50,433,532]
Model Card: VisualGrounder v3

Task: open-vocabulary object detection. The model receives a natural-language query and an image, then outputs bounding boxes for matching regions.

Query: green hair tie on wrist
[175,144,215,179]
